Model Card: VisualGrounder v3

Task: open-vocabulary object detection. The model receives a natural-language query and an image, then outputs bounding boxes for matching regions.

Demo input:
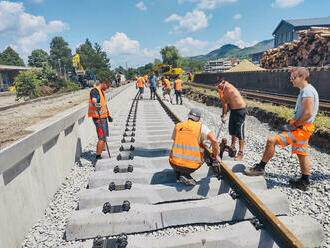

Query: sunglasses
[290,75,300,80]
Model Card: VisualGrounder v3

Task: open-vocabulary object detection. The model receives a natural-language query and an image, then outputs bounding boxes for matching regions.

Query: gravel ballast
[22,87,329,247]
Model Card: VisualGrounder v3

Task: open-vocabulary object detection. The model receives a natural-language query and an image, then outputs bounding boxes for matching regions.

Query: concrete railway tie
[63,89,324,247]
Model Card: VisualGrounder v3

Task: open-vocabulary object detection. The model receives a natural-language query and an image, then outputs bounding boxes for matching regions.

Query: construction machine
[72,54,98,88]
[152,64,182,79]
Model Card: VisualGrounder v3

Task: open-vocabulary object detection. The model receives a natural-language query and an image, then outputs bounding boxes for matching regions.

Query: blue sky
[0,0,329,68]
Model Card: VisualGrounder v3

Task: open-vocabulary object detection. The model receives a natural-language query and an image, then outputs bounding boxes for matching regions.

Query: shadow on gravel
[75,150,97,167]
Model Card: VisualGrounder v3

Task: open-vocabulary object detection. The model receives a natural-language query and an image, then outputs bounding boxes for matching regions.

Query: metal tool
[96,109,111,158]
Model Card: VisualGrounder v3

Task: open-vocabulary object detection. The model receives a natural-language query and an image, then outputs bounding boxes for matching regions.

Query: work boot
[235,151,244,161]
[244,163,265,176]
[179,174,197,186]
[289,177,310,191]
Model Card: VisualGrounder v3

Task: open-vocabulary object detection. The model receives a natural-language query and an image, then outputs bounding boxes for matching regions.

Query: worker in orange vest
[136,76,145,100]
[88,79,113,159]
[162,77,173,103]
[169,108,220,186]
[245,67,319,191]
[173,75,183,105]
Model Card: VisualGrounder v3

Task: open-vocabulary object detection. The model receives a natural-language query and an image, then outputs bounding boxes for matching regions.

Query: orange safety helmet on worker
[169,119,204,169]
[88,86,110,118]
[174,79,182,91]
[163,78,171,89]
[136,77,145,88]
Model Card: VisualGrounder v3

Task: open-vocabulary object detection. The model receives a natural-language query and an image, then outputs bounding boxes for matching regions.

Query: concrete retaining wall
[194,68,330,100]
[0,84,130,248]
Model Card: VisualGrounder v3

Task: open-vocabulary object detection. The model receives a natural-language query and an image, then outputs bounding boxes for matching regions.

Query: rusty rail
[156,91,305,248]
[184,81,330,114]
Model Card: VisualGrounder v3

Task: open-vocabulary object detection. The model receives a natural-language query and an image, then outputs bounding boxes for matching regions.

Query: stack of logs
[260,27,330,69]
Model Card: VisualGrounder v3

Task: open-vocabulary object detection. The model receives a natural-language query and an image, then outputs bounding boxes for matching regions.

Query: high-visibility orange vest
[174,79,182,91]
[218,88,224,100]
[88,86,109,118]
[169,119,204,169]
[163,79,171,89]
[136,77,145,88]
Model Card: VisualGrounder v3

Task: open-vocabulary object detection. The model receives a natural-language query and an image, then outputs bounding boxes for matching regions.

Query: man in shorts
[162,77,173,103]
[245,67,319,191]
[216,76,246,160]
[88,78,113,159]
[136,76,145,100]
[169,108,220,186]
[149,71,157,100]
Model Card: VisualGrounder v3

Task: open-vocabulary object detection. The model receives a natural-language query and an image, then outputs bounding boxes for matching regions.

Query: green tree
[49,36,72,75]
[153,58,162,67]
[76,39,112,80]
[28,49,49,67]
[15,70,41,100]
[0,47,25,66]
[160,46,181,67]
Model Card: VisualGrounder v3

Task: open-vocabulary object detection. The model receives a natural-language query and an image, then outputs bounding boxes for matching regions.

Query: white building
[204,59,234,72]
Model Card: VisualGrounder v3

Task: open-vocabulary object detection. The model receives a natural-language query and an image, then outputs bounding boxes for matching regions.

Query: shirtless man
[215,76,246,160]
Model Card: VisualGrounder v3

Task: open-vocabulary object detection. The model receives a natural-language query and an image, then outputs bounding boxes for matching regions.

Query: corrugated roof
[0,65,33,71]
[286,17,330,27]
[272,17,330,35]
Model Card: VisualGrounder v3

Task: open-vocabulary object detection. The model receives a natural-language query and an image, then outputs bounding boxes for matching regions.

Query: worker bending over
[88,79,113,160]
[245,67,319,191]
[136,76,145,100]
[173,75,183,105]
[169,108,220,186]
[216,76,246,160]
[162,77,173,103]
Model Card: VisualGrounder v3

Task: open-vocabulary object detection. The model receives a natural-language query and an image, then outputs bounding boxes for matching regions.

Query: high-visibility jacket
[88,86,110,118]
[136,77,145,88]
[276,120,314,156]
[174,79,182,91]
[169,119,204,169]
[163,79,171,89]
[218,88,224,100]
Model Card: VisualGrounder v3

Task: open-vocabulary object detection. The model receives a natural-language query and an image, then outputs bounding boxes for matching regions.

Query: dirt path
[0,89,91,151]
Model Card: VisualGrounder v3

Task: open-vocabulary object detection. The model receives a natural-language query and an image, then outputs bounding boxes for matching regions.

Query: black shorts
[229,108,246,140]
[138,87,144,94]
[93,118,109,141]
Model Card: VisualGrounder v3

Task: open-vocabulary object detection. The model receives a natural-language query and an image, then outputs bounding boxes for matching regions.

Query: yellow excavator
[152,64,182,79]
[72,54,97,88]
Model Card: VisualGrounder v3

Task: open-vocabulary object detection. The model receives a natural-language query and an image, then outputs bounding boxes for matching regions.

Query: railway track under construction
[61,88,323,248]
[185,81,330,114]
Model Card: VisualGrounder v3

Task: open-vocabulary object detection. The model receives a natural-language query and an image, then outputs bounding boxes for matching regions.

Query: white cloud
[233,13,242,19]
[103,32,161,68]
[136,1,147,11]
[175,37,208,56]
[211,26,258,50]
[272,0,303,8]
[0,1,68,53]
[178,0,237,10]
[103,32,140,55]
[164,10,211,33]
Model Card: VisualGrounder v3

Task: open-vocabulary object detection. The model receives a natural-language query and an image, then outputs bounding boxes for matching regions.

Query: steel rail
[184,81,330,114]
[155,91,305,248]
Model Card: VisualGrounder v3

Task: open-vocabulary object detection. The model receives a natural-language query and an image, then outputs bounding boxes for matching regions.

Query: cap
[188,108,201,121]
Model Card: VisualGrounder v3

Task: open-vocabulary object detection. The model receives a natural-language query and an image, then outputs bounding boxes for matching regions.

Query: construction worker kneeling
[169,108,220,186]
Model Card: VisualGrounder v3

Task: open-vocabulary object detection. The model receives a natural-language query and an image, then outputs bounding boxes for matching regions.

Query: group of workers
[135,72,183,105]
[88,67,319,191]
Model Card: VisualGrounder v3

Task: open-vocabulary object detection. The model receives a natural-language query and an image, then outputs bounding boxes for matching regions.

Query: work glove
[108,116,113,122]
[94,103,101,111]
[221,114,227,123]
[282,123,297,132]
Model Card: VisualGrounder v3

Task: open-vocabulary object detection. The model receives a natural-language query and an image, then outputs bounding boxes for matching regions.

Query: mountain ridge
[189,39,274,61]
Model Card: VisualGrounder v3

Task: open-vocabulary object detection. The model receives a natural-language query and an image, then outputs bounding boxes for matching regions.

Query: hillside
[189,39,274,61]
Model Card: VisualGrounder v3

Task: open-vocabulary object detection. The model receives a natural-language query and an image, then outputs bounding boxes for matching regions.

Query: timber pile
[260,27,330,68]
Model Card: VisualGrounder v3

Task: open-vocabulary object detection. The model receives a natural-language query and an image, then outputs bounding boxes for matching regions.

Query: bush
[35,63,58,86]
[56,81,80,94]
[15,70,41,100]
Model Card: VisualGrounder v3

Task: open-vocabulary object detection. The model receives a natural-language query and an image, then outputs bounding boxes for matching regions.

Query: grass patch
[56,81,80,94]
[184,84,330,130]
